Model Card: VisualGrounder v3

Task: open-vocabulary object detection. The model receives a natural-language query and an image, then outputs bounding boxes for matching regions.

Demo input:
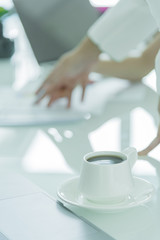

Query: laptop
[12,0,100,63]
[0,192,115,240]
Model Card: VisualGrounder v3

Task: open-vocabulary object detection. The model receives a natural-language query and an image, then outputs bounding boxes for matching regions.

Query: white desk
[1,13,160,240]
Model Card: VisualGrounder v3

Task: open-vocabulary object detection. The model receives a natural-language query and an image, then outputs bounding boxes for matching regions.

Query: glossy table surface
[1,12,160,240]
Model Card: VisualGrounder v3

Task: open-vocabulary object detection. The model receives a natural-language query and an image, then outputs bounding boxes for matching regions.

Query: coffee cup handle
[122,147,137,168]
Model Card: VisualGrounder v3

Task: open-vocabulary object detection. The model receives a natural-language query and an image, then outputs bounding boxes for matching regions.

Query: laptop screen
[13,0,100,63]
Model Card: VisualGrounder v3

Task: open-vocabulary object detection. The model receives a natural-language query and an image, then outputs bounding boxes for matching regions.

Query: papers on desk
[0,78,130,126]
[0,174,114,240]
[0,173,42,200]
[0,192,112,240]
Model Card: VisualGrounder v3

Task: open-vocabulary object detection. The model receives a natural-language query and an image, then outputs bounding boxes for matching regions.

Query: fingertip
[33,98,41,105]
[67,99,71,108]
[34,92,47,105]
[81,86,86,102]
[35,84,44,95]
[138,151,146,157]
[47,99,53,107]
[67,92,72,108]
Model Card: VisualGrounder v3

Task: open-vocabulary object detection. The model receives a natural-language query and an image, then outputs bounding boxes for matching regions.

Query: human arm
[137,1,160,156]
[92,32,160,82]
[138,98,160,156]
[36,37,101,107]
[138,36,160,156]
[36,32,160,106]
[35,0,157,106]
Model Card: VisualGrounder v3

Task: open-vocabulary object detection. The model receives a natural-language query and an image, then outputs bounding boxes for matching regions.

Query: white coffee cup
[78,147,137,204]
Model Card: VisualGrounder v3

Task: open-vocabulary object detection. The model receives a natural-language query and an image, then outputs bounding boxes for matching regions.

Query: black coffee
[87,155,124,165]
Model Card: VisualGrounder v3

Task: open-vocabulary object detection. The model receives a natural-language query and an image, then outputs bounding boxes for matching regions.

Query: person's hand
[138,123,160,156]
[35,51,90,107]
[35,37,100,107]
[138,97,160,156]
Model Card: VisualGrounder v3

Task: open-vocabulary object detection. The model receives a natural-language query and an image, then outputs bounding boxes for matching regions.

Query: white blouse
[146,0,160,94]
[88,0,160,93]
[146,0,160,28]
[88,0,157,61]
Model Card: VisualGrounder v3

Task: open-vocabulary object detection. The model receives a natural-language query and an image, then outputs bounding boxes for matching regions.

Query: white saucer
[57,176,155,212]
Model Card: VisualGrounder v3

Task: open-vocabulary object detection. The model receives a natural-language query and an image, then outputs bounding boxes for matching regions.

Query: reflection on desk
[0,51,160,240]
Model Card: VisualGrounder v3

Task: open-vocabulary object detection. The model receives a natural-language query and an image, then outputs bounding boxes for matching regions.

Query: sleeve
[88,0,157,61]
[145,0,160,95]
